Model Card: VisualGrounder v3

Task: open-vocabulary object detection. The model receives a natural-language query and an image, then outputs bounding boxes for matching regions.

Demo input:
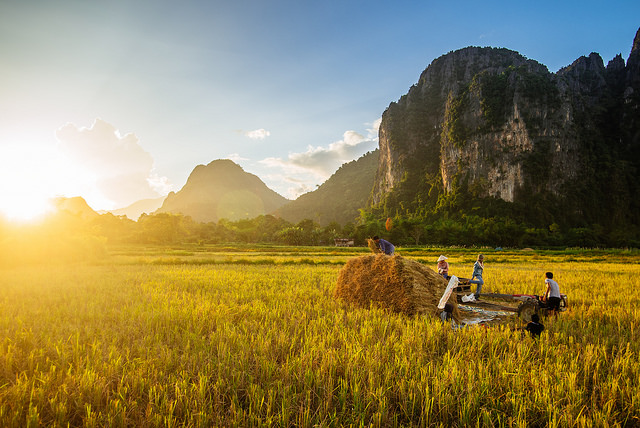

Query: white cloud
[227,153,249,162]
[366,118,382,140]
[243,128,271,140]
[147,173,172,195]
[258,171,318,200]
[55,118,171,209]
[283,175,316,198]
[288,183,315,198]
[263,129,377,178]
[259,119,380,199]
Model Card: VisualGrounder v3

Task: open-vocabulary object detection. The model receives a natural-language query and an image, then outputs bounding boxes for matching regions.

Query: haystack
[335,254,460,320]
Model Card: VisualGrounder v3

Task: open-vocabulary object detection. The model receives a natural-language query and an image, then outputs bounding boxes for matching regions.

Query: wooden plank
[459,301,518,312]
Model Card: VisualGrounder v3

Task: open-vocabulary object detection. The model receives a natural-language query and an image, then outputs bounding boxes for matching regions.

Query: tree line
[2,208,636,255]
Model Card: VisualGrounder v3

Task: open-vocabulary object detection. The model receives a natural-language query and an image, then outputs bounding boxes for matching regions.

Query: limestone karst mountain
[369,27,640,229]
[89,27,640,236]
[155,159,289,222]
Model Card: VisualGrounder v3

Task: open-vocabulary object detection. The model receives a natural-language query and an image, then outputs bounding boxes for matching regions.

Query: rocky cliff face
[623,28,640,147]
[371,28,640,227]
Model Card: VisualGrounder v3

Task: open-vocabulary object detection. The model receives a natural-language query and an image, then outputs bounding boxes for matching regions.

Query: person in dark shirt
[373,236,395,255]
[525,313,544,338]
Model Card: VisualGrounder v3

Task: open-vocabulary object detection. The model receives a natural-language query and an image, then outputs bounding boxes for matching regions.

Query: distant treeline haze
[1,208,636,267]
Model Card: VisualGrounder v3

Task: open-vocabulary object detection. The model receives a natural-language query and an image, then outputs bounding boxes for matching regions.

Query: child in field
[525,313,544,338]
[440,303,458,330]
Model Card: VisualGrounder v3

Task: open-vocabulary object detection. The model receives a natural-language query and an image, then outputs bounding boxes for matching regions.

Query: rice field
[1,245,639,427]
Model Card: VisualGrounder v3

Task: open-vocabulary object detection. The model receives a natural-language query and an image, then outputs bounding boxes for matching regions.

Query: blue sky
[0,0,638,217]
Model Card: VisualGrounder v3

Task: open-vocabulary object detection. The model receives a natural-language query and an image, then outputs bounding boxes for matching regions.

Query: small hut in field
[335,254,460,319]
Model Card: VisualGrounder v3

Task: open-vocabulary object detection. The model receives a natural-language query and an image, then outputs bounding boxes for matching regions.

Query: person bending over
[373,236,395,255]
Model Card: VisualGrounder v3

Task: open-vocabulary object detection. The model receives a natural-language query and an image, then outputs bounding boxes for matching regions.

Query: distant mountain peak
[632,27,640,56]
[207,158,241,168]
[52,196,100,219]
[191,158,243,173]
[157,158,288,222]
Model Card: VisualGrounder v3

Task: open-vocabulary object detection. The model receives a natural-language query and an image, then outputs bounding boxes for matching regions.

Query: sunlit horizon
[0,140,136,222]
[0,186,154,223]
[0,195,54,223]
[0,190,149,223]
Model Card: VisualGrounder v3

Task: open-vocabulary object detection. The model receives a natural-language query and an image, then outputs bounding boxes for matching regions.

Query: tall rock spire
[631,27,640,57]
[627,27,640,87]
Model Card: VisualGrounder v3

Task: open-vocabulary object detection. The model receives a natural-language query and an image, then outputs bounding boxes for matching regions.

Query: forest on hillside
[2,206,637,267]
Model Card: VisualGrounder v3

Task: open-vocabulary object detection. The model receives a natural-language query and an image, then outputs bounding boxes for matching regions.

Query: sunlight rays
[0,143,75,222]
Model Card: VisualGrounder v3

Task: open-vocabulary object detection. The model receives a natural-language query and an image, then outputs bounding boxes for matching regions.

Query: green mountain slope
[275,150,378,226]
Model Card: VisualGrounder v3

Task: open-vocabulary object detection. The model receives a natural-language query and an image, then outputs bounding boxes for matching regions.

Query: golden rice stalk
[367,238,381,254]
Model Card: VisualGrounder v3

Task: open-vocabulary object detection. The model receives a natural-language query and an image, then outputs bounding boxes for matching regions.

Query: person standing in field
[543,272,562,316]
[468,254,484,299]
[373,236,395,255]
[437,255,450,279]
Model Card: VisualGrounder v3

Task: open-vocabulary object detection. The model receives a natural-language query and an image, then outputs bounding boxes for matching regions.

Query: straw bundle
[335,254,460,319]
[367,238,381,254]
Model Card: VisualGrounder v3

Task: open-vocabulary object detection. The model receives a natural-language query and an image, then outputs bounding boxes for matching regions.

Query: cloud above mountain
[55,119,170,209]
[259,119,380,198]
[241,128,271,140]
[290,130,375,174]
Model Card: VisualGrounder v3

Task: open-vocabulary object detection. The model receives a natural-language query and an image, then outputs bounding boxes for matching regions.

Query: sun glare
[0,193,54,222]
[0,141,116,222]
[0,144,60,222]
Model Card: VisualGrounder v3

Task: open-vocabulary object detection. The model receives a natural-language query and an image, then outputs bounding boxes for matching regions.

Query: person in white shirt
[543,272,562,316]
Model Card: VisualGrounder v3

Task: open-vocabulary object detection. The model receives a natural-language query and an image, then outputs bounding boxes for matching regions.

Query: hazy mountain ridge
[52,196,100,219]
[108,196,166,220]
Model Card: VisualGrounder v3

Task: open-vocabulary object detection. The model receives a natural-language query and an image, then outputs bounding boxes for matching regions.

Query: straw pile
[367,238,381,253]
[335,254,460,319]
